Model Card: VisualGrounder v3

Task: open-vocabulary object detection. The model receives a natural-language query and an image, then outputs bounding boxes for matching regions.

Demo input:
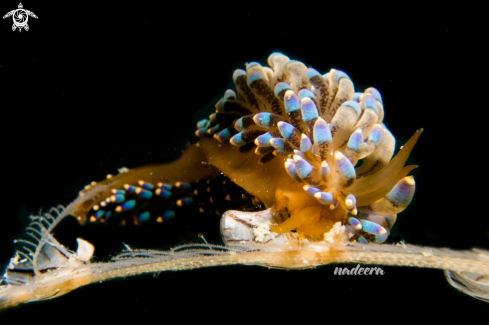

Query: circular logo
[13,9,28,27]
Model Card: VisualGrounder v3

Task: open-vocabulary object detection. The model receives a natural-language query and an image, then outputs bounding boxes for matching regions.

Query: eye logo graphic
[3,3,37,32]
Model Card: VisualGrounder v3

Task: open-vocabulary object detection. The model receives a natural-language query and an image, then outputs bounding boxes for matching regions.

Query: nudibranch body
[71,52,420,245]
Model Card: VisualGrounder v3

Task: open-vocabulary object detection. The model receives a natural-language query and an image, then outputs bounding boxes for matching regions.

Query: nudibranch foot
[221,208,388,248]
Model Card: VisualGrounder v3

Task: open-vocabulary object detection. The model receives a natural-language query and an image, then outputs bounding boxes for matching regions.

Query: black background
[1,1,488,320]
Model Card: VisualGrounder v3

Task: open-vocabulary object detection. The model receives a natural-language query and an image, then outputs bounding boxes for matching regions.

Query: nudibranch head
[196,52,421,244]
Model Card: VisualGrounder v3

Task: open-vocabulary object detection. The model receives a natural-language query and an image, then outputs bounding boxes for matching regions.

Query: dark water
[1,1,487,320]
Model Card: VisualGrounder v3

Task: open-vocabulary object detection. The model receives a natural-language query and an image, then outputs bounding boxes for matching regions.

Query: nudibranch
[70,52,421,245]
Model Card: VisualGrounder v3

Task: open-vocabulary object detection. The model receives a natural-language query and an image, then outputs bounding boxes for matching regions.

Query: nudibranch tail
[71,144,263,235]
[196,52,421,243]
